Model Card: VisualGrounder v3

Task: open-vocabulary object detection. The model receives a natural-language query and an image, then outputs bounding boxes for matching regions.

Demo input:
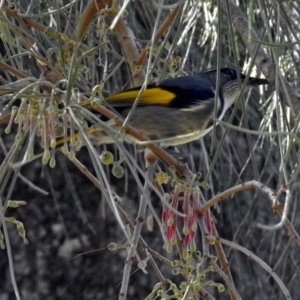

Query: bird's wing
[105,84,176,107]
[159,75,216,109]
[105,75,216,109]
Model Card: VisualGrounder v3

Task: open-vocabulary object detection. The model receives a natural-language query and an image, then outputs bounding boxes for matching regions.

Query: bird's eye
[228,69,235,76]
[223,68,236,78]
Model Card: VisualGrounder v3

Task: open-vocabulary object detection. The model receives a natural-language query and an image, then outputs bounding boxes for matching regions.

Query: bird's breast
[123,106,214,146]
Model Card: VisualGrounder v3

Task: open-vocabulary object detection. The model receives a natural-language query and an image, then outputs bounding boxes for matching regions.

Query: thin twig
[135,6,181,67]
[210,260,242,300]
[76,0,144,85]
[117,205,168,284]
[206,235,292,299]
[119,153,157,300]
[215,0,300,113]
[273,204,300,248]
[212,224,239,300]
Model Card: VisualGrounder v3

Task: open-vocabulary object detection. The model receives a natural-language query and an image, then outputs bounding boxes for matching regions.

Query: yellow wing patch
[105,87,176,106]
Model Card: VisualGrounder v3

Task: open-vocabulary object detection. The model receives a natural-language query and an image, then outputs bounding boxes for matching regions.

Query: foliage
[0,0,300,299]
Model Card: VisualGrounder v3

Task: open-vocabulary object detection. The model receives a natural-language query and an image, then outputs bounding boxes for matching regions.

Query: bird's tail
[54,119,132,151]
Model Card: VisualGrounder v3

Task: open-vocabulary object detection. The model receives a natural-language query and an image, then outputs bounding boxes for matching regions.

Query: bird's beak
[247,77,269,86]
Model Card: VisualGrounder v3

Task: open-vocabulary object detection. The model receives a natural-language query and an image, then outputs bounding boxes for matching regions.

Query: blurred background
[0,0,300,299]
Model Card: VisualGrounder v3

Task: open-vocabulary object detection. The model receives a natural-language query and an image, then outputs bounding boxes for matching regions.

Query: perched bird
[84,67,268,147]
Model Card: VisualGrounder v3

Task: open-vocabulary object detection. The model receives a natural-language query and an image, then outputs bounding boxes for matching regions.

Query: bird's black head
[201,67,268,111]
[220,67,239,79]
[202,67,268,86]
[220,67,269,86]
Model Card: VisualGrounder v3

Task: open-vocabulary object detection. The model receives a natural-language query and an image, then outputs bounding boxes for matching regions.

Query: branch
[77,0,144,85]
[135,6,181,67]
[198,180,277,215]
[86,103,194,179]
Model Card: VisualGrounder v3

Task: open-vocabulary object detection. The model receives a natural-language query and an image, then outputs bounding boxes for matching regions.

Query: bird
[81,67,268,148]
[55,67,268,151]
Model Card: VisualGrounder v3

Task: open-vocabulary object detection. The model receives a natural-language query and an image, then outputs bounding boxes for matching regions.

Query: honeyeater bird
[64,67,268,148]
